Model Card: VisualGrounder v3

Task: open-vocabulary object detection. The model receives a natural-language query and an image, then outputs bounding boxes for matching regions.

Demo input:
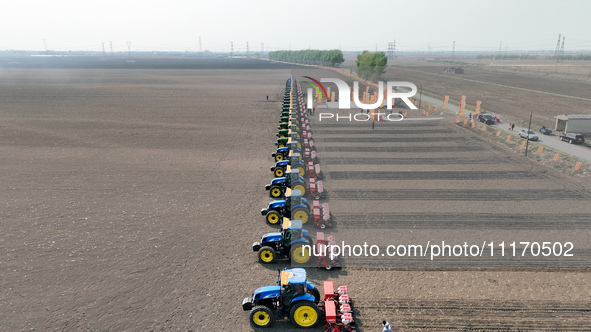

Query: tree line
[268,50,345,67]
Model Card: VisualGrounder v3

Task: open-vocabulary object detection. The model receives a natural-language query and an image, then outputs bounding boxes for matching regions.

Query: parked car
[478,113,495,125]
[539,126,553,135]
[518,129,539,141]
[559,133,585,144]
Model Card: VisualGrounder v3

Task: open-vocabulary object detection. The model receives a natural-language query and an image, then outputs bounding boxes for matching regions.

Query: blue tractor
[272,140,302,162]
[261,189,311,225]
[242,268,321,328]
[265,167,307,198]
[270,151,306,178]
[253,218,313,265]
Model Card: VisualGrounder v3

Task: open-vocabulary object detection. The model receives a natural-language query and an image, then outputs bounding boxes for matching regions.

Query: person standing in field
[382,320,392,332]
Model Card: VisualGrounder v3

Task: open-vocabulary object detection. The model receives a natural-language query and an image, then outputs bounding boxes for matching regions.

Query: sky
[2,0,590,53]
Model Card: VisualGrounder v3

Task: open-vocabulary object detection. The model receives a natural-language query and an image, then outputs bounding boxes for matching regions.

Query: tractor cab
[265,168,305,198]
[279,268,311,307]
[277,128,289,138]
[269,151,304,178]
[261,188,310,224]
[272,140,302,162]
[286,188,303,210]
[281,218,309,248]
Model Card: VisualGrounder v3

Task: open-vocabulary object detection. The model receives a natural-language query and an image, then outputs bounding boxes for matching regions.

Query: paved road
[417,93,591,162]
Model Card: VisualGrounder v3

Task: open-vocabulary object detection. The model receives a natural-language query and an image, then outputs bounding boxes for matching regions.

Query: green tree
[356,51,388,81]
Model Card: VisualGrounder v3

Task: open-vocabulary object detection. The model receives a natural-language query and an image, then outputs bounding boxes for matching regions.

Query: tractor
[242,268,321,328]
[253,218,313,265]
[278,121,300,132]
[275,131,300,148]
[265,166,307,198]
[261,189,310,224]
[272,140,302,162]
[270,151,306,178]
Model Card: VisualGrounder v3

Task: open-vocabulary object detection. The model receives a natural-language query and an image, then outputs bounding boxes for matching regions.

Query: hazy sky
[2,0,590,52]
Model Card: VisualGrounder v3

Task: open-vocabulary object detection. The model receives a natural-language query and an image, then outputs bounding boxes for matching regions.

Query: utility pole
[101,41,105,56]
[230,41,233,56]
[126,41,131,56]
[452,41,456,59]
[418,85,423,110]
[525,111,533,156]
[246,42,249,57]
[109,41,113,56]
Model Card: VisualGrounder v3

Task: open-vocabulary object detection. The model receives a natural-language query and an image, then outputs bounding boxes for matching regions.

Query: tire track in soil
[320,157,503,165]
[328,170,542,180]
[317,136,459,143]
[335,213,591,230]
[341,248,590,268]
[354,299,591,331]
[313,122,439,128]
[315,129,451,135]
[328,189,588,200]
[319,146,481,153]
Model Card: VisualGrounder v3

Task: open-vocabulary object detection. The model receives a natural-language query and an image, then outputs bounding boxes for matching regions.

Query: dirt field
[2,58,591,331]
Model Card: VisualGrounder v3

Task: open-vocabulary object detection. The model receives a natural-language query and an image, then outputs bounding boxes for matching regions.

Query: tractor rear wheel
[292,184,306,196]
[278,143,285,148]
[289,301,319,328]
[266,210,281,225]
[274,168,285,177]
[250,305,275,328]
[291,208,309,224]
[295,166,306,177]
[290,243,311,265]
[275,154,284,162]
[269,186,283,198]
[307,287,320,304]
[258,246,277,264]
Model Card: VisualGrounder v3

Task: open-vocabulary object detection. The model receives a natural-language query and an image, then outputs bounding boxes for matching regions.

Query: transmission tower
[109,41,113,56]
[126,41,131,56]
[246,42,249,57]
[230,41,233,56]
[199,36,202,53]
[554,34,561,57]
[560,36,565,56]
[101,42,105,56]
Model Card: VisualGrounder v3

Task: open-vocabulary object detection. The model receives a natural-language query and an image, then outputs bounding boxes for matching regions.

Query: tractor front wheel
[289,301,319,328]
[250,305,275,328]
[266,210,281,225]
[269,186,283,198]
[275,154,284,162]
[258,246,277,264]
[274,168,285,177]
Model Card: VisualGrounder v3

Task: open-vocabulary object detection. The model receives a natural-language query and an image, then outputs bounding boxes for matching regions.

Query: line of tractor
[242,78,357,331]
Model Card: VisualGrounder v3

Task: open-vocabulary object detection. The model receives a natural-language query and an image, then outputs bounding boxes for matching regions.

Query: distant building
[555,114,591,134]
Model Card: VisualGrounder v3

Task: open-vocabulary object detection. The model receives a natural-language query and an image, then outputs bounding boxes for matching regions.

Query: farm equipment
[312,200,332,229]
[242,268,321,328]
[272,141,302,162]
[265,167,307,198]
[539,126,553,135]
[307,161,323,179]
[270,152,306,178]
[308,178,325,199]
[253,218,313,265]
[261,189,310,224]
[276,131,300,148]
[242,269,354,329]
